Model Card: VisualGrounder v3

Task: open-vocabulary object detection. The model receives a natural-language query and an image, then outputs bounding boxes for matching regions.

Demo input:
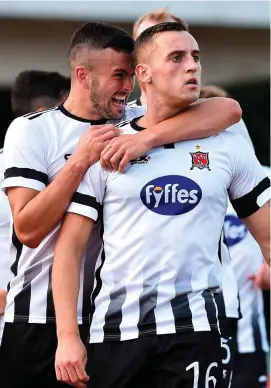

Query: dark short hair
[135,21,188,61]
[68,21,134,68]
[11,70,70,117]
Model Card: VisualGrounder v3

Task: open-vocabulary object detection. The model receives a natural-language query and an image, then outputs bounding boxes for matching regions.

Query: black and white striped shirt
[67,118,270,343]
[225,191,270,354]
[2,104,145,324]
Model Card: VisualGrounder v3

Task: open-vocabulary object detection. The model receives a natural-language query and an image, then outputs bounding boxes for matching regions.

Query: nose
[185,55,198,73]
[124,76,135,93]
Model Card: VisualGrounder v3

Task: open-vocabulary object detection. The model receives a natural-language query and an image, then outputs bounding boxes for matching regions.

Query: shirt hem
[89,324,219,343]
[4,315,89,324]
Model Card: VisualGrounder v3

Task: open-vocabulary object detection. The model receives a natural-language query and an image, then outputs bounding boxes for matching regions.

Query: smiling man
[52,22,270,388]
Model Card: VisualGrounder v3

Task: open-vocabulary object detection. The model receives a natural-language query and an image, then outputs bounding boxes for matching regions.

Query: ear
[75,66,90,89]
[35,106,46,112]
[135,63,152,84]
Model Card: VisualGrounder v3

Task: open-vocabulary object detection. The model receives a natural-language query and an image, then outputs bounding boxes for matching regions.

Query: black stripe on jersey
[4,167,48,186]
[28,112,44,120]
[215,291,227,320]
[14,262,43,321]
[202,290,218,328]
[252,296,263,351]
[164,143,175,149]
[11,225,23,277]
[137,271,161,337]
[171,293,194,331]
[103,286,127,341]
[237,292,242,319]
[71,192,102,213]
[45,264,55,323]
[90,249,106,326]
[231,177,270,219]
[24,106,58,118]
[218,234,222,263]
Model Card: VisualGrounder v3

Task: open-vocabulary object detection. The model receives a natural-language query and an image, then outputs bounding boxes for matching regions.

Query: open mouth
[112,97,126,106]
[186,78,198,86]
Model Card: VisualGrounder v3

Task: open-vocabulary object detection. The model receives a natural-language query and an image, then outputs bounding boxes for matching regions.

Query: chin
[112,109,125,120]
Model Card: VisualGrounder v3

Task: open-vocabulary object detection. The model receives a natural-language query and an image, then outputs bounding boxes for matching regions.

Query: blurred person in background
[11,70,70,117]
[0,147,11,342]
[201,85,270,388]
[0,20,241,388]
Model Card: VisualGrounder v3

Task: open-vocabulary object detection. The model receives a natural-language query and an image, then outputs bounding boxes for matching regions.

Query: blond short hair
[133,8,189,39]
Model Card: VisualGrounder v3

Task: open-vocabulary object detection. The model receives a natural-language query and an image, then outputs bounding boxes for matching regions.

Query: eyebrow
[113,68,136,77]
[167,49,201,58]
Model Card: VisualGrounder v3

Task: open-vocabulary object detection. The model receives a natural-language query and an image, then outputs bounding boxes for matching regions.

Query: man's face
[146,31,201,108]
[87,48,135,120]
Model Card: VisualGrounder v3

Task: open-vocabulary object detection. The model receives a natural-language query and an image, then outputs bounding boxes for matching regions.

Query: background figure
[201,84,270,387]
[0,148,11,341]
[11,70,70,117]
[225,197,270,388]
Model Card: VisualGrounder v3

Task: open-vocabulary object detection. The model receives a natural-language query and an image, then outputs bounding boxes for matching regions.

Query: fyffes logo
[140,175,202,215]
[224,215,248,247]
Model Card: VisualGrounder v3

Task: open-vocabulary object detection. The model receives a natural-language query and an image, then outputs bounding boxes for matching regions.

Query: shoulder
[6,106,60,139]
[123,103,146,121]
[22,105,59,121]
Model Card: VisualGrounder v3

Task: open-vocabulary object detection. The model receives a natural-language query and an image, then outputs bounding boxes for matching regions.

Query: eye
[115,73,124,79]
[193,55,200,63]
[171,55,181,62]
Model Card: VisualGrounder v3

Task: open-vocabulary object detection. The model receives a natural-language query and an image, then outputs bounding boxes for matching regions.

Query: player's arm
[53,163,105,387]
[53,212,93,387]
[229,136,270,265]
[241,202,270,264]
[4,117,117,248]
[101,97,242,172]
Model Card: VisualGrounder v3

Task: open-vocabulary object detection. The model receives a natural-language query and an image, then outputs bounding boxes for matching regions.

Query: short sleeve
[226,119,254,152]
[227,133,270,219]
[3,116,48,193]
[67,163,106,222]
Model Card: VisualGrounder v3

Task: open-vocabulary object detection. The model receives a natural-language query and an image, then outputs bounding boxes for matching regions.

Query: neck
[139,90,187,128]
[140,89,147,106]
[64,87,104,121]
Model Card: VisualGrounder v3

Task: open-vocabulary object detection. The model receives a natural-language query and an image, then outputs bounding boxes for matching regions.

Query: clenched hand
[100,130,154,173]
[72,124,120,169]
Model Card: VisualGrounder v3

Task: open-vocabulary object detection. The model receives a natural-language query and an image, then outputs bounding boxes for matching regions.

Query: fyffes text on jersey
[140,175,202,216]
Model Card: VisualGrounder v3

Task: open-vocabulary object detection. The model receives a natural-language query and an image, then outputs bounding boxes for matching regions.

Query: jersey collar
[58,104,108,124]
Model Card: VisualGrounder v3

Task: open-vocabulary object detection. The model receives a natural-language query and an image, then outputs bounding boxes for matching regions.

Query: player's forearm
[52,245,82,340]
[147,98,242,147]
[14,155,89,248]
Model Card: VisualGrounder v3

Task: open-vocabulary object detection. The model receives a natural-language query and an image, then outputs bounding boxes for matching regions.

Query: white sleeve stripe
[67,202,98,221]
[257,187,271,207]
[2,177,46,193]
